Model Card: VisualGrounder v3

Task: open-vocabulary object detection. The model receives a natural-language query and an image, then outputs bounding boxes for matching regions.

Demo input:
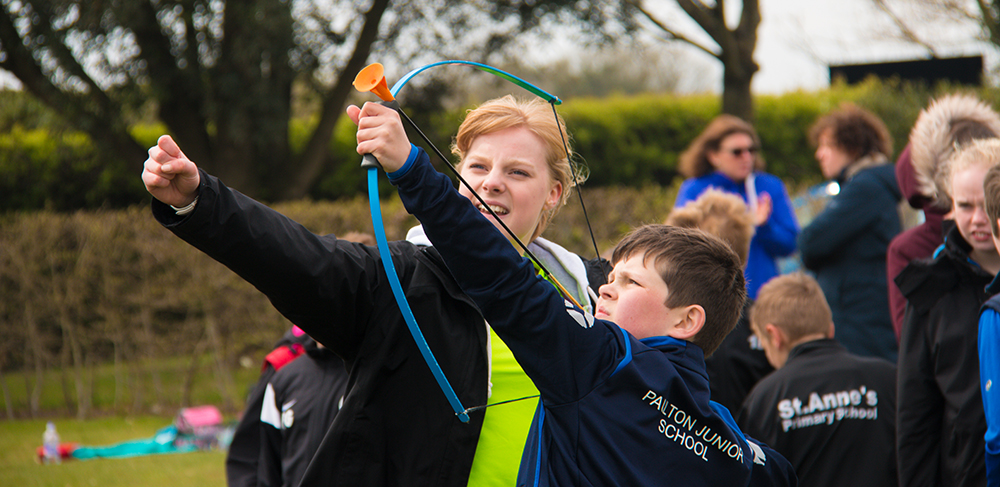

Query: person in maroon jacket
[886,94,1000,340]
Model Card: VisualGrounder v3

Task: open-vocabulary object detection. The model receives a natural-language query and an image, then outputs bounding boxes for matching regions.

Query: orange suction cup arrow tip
[353,63,394,102]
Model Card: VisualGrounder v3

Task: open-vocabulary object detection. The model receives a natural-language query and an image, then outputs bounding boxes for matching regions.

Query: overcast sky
[753,0,992,93]
[523,0,994,95]
[1,1,992,96]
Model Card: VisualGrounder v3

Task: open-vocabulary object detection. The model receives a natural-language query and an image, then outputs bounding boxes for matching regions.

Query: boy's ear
[667,304,706,341]
[764,323,785,351]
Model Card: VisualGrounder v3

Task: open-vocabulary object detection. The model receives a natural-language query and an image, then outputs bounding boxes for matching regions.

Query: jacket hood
[843,152,889,181]
[909,94,1000,209]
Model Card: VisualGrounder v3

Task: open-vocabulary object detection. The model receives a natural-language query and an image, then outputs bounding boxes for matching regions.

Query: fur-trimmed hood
[908,94,1000,208]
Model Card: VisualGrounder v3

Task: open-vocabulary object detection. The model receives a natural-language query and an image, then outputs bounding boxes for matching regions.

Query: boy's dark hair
[809,103,893,160]
[750,273,832,344]
[611,225,746,356]
[984,161,1000,237]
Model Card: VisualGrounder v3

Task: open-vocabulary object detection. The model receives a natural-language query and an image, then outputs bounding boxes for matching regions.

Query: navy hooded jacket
[391,147,797,487]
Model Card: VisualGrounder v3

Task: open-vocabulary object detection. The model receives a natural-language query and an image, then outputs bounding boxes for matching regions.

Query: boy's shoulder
[896,252,962,313]
[984,292,1000,315]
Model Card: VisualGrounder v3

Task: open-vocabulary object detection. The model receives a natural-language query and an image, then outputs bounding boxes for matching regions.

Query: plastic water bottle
[42,422,60,464]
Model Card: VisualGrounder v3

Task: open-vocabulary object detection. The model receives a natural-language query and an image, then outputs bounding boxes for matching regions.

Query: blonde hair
[664,189,755,267]
[451,95,587,241]
[986,163,1000,236]
[750,273,832,343]
[943,138,1000,206]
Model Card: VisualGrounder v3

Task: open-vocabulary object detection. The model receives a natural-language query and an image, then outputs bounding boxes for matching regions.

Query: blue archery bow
[353,61,599,423]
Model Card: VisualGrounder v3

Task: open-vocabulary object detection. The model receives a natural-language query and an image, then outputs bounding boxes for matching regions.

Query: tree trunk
[59,340,75,414]
[24,302,44,418]
[139,294,163,412]
[722,68,755,122]
[113,341,122,410]
[182,337,210,408]
[58,314,90,420]
[664,0,760,122]
[282,0,391,200]
[51,233,91,420]
[0,366,13,420]
[200,0,295,200]
[206,316,237,412]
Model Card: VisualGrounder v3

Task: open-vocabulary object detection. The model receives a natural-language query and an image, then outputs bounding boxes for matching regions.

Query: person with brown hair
[798,103,901,362]
[737,273,896,487]
[674,115,799,299]
[143,95,607,487]
[666,189,772,413]
[896,138,1000,487]
[887,94,1000,340]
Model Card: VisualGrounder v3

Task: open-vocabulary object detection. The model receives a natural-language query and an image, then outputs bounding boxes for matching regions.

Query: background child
[737,273,896,487]
[978,161,1000,487]
[896,137,1000,487]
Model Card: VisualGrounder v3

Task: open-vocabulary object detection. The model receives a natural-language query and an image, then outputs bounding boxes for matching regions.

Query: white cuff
[170,196,199,215]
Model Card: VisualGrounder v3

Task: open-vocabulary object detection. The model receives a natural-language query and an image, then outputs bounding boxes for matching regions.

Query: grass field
[0,416,226,487]
[1,355,262,418]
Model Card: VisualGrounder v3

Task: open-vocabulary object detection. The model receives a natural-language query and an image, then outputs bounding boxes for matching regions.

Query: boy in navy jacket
[351,101,795,486]
[979,157,1000,487]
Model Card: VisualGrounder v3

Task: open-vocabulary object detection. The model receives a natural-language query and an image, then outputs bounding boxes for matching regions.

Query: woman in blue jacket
[675,115,799,299]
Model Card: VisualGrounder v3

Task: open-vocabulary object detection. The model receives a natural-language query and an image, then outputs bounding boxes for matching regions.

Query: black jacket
[153,170,603,486]
[798,162,901,362]
[705,299,773,413]
[226,328,309,487]
[896,226,993,487]
[737,339,897,487]
[154,170,486,486]
[259,341,349,487]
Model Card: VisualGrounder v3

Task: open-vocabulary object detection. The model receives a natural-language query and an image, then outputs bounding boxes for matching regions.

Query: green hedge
[0,185,676,417]
[1,78,995,211]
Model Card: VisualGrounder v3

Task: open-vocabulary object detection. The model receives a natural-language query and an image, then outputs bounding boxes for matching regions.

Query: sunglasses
[725,147,758,157]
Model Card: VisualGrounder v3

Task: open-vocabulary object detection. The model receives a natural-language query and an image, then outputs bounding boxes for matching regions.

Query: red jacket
[886,144,949,340]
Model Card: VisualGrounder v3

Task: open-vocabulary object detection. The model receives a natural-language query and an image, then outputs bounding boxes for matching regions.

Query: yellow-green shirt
[466,326,540,486]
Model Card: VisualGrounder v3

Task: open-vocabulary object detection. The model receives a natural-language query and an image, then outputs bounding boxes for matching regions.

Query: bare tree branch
[626,0,760,120]
[626,0,720,59]
[872,0,938,56]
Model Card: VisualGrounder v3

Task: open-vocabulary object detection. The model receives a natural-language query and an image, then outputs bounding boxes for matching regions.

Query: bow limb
[390,60,561,104]
[365,165,471,423]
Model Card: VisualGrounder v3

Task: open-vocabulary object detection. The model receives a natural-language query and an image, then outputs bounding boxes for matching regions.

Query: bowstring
[549,102,607,281]
[393,107,585,310]
[461,394,541,415]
